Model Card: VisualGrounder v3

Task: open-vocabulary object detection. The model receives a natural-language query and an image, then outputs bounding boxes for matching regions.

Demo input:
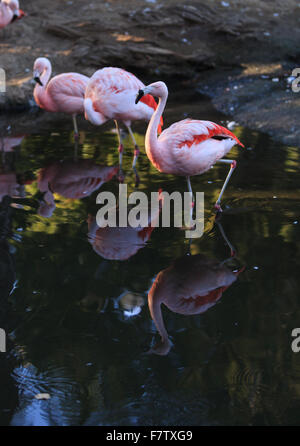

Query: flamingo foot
[214,202,223,213]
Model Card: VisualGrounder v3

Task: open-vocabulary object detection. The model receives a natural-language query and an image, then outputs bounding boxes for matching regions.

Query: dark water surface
[0,92,300,426]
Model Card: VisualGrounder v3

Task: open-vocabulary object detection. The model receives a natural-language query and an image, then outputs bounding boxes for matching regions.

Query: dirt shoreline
[0,0,299,146]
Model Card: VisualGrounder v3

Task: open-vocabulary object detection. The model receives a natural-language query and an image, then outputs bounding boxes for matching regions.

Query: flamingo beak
[11,13,19,22]
[135,89,144,104]
[11,8,25,22]
[33,75,43,86]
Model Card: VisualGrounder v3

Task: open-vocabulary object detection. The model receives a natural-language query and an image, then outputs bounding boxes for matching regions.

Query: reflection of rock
[148,254,244,355]
[114,290,145,318]
[37,160,118,218]
[79,292,108,313]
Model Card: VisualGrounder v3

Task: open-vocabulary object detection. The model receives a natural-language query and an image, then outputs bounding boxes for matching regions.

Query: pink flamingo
[148,253,244,355]
[0,0,25,30]
[37,160,118,218]
[84,67,163,169]
[33,57,89,139]
[135,82,244,212]
[88,191,163,261]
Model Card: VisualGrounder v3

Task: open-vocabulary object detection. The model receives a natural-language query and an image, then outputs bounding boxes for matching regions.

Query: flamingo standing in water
[84,67,163,170]
[33,57,89,139]
[0,0,25,30]
[135,82,244,212]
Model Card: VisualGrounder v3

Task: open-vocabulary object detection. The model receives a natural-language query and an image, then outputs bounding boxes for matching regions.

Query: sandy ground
[0,0,299,145]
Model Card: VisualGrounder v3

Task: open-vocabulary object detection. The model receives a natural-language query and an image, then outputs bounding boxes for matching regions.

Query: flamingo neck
[34,63,52,108]
[148,276,169,343]
[145,91,167,164]
[1,2,13,23]
[37,62,52,89]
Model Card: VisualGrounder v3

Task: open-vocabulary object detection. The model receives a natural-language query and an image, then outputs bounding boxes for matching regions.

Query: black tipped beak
[34,76,43,86]
[135,89,144,104]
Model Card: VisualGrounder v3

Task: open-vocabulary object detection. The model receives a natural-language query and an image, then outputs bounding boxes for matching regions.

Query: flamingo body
[154,119,243,176]
[84,67,162,130]
[33,58,89,115]
[136,82,244,209]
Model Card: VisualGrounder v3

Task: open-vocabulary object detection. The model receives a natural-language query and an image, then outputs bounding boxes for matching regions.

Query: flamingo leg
[215,159,237,211]
[216,220,236,258]
[186,176,194,226]
[126,125,140,168]
[114,120,124,166]
[126,125,140,187]
[72,114,79,140]
[114,120,125,182]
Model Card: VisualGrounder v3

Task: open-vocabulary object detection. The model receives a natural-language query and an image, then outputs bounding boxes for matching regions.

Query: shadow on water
[0,91,300,426]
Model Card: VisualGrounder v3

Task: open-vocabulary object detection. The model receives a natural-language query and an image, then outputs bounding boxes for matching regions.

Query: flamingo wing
[159,119,244,149]
[47,73,89,101]
[86,67,145,95]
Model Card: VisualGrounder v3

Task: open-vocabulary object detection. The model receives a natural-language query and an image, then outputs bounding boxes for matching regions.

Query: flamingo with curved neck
[33,57,89,140]
[135,81,244,212]
[0,0,25,29]
[84,67,163,177]
[148,254,244,355]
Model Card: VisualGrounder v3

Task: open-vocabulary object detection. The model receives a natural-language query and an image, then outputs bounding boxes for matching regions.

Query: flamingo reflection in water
[147,223,245,355]
[37,160,118,218]
[87,190,163,261]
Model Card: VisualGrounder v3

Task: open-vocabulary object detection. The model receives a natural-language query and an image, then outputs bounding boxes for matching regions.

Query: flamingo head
[33,57,50,86]
[7,0,25,21]
[135,81,168,104]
